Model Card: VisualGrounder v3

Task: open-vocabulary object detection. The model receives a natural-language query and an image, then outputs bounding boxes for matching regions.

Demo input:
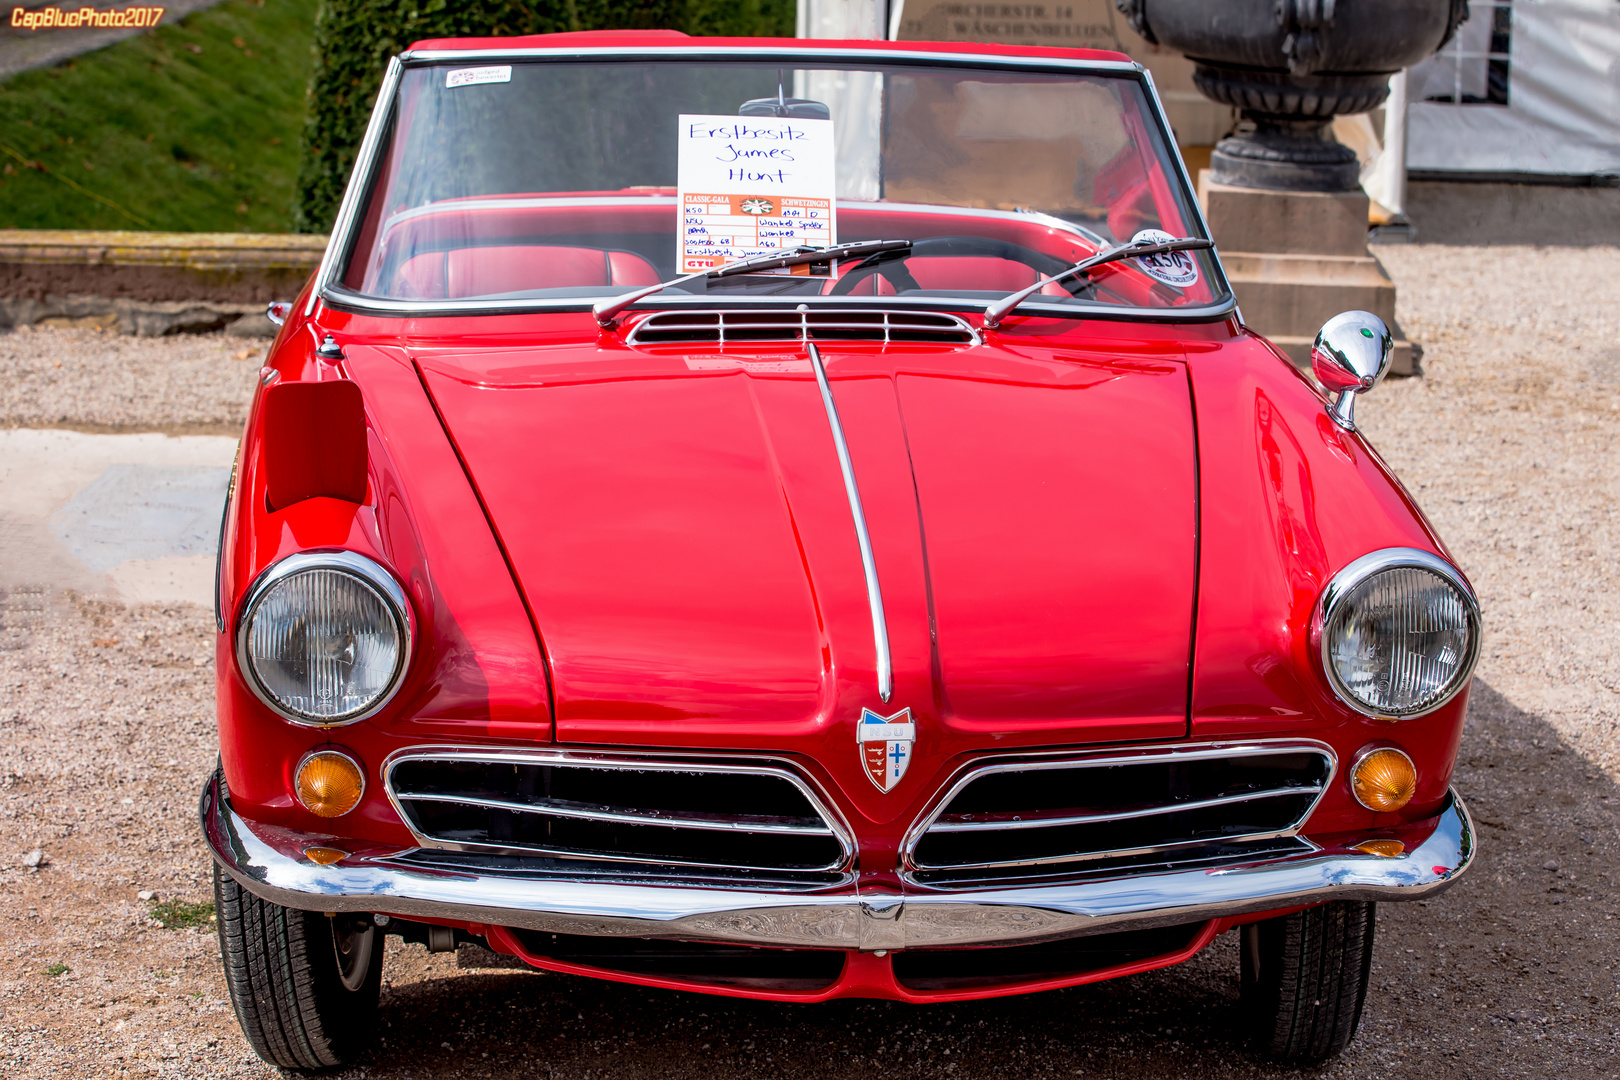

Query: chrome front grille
[384,750,853,887]
[627,309,979,346]
[904,745,1334,889]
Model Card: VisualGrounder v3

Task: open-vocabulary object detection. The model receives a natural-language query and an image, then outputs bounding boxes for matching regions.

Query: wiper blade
[981,236,1215,329]
[593,240,912,328]
[711,239,910,278]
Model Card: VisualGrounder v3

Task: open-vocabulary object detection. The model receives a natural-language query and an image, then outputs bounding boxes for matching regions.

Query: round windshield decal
[1129,229,1200,288]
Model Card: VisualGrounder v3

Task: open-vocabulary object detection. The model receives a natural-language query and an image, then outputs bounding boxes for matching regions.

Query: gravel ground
[0,246,1617,1078]
[0,326,260,434]
[1362,245,1620,780]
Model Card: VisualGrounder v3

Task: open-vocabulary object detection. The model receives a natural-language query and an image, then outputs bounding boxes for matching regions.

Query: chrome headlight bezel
[234,550,413,726]
[1311,547,1482,720]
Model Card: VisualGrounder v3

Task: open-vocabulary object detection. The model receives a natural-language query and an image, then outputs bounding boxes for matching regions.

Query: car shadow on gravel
[334,680,1620,1080]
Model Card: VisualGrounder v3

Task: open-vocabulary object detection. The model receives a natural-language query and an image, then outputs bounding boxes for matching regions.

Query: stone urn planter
[1117,0,1469,190]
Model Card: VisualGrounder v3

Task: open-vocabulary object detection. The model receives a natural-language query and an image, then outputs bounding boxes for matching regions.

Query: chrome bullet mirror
[1311,311,1393,431]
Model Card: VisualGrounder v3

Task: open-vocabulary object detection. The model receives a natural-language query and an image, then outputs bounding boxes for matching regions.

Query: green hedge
[0,0,319,232]
[295,0,795,231]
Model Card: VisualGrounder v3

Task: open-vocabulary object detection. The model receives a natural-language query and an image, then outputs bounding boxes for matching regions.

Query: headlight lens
[1318,550,1480,718]
[239,553,409,723]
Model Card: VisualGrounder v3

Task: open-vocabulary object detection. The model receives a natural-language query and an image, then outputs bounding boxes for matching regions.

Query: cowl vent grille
[627,309,979,347]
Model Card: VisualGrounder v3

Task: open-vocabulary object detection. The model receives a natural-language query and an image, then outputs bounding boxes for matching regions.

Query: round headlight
[1314,548,1481,719]
[237,552,411,724]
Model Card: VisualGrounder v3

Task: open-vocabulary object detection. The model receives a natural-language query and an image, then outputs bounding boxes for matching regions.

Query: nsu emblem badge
[858,707,914,792]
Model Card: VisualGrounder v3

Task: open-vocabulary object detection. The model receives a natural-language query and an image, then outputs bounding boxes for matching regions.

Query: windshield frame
[310,44,1236,325]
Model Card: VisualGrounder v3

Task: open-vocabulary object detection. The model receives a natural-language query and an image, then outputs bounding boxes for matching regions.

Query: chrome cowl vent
[237,552,411,725]
[626,309,979,346]
[1314,548,1482,719]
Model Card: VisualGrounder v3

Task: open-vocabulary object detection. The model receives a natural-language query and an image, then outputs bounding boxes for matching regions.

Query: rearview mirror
[739,96,831,120]
[1311,310,1392,431]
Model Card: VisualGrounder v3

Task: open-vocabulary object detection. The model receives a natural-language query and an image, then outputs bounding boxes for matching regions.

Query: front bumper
[201,773,1474,951]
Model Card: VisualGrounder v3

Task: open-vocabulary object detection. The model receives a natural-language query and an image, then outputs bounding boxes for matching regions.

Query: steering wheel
[827,235,1076,296]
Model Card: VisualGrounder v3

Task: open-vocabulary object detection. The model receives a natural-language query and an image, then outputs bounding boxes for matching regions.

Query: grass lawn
[0,0,319,232]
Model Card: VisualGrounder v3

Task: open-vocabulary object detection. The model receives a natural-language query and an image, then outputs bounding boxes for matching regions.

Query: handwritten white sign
[676,114,838,273]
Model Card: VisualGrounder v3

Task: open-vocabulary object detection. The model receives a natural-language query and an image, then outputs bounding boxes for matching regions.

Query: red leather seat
[833,273,898,296]
[393,246,660,299]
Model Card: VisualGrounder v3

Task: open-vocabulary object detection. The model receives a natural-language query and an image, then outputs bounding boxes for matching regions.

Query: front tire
[1240,901,1376,1063]
[213,863,385,1070]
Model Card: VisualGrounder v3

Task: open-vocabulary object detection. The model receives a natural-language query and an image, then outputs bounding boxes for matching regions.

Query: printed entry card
[676,114,837,273]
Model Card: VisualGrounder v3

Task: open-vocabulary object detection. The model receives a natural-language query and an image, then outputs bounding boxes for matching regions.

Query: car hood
[417,333,1196,766]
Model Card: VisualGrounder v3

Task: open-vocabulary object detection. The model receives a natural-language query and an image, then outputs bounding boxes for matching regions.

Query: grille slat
[928,785,1326,833]
[384,849,849,890]
[904,838,1319,891]
[627,309,979,346]
[906,747,1333,888]
[395,791,831,835]
[386,752,853,884]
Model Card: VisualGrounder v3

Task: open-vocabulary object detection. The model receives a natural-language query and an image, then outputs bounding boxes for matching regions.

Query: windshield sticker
[1129,229,1200,288]
[676,115,837,273]
[445,66,511,89]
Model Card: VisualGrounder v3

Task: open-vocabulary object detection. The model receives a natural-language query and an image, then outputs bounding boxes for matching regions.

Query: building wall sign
[897,1,1121,49]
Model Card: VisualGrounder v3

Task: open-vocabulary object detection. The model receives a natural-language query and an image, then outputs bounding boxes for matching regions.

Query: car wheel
[1240,900,1375,1063]
[213,862,385,1069]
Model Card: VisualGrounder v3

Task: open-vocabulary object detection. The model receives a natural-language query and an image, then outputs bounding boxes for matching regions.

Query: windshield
[340,58,1223,313]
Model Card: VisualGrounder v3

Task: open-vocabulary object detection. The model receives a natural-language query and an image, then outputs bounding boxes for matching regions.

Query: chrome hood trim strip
[807,341,893,703]
[204,773,1476,952]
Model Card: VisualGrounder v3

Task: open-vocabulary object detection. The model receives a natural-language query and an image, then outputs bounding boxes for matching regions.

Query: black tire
[1240,901,1376,1063]
[213,863,385,1070]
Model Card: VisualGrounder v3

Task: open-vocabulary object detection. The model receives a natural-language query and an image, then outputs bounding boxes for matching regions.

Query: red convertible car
[203,30,1479,1070]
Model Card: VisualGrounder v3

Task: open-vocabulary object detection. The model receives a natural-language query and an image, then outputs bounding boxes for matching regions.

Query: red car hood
[417,335,1195,764]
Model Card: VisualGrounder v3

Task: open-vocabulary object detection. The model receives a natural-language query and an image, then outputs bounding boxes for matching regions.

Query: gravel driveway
[1,246,1617,1078]
[0,326,259,434]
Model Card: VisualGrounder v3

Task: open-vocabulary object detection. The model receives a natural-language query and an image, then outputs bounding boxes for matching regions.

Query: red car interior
[354,201,1209,308]
[393,245,662,299]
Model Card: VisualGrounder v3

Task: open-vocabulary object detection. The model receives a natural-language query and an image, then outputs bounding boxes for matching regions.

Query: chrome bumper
[201,774,1475,951]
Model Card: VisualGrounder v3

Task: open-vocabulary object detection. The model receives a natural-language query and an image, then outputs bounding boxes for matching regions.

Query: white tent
[1406,0,1620,178]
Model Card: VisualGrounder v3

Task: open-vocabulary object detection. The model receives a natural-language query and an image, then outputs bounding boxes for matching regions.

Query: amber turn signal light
[1355,839,1406,858]
[295,750,365,818]
[1351,748,1417,813]
[303,846,349,865]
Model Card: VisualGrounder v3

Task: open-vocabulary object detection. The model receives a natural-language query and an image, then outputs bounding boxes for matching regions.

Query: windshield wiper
[981,236,1215,329]
[593,240,912,328]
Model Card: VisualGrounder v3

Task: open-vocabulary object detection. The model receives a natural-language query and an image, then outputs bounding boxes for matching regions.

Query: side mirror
[1311,310,1392,431]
